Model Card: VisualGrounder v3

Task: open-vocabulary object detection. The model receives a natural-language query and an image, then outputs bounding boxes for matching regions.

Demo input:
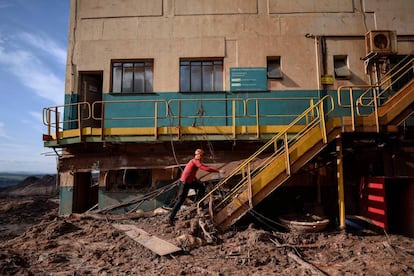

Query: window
[267,56,282,79]
[112,60,153,93]
[334,55,351,79]
[180,59,223,92]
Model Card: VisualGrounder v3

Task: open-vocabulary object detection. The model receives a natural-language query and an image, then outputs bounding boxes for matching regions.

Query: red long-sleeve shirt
[180,158,219,184]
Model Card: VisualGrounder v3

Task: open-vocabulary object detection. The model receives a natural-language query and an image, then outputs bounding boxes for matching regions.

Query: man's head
[194,149,204,159]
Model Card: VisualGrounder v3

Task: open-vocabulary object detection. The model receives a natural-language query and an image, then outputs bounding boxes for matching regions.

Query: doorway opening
[78,72,103,128]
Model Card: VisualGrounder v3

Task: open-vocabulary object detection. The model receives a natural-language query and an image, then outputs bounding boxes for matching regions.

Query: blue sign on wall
[230,67,268,92]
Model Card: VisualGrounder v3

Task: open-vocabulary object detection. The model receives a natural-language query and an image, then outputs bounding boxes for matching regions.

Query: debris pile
[0,176,413,274]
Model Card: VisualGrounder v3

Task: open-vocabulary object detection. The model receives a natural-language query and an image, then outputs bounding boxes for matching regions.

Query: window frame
[111,59,154,94]
[179,58,223,92]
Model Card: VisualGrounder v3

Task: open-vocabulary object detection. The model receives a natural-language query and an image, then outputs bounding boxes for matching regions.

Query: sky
[0,0,70,173]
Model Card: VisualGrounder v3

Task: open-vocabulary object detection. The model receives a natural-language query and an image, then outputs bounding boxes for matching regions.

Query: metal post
[178,101,182,139]
[247,163,252,208]
[336,134,346,229]
[101,102,105,141]
[373,88,380,133]
[232,100,236,138]
[349,88,355,131]
[78,103,82,140]
[55,106,60,144]
[319,100,327,143]
[154,102,158,139]
[284,132,291,175]
[255,100,260,138]
[47,109,51,136]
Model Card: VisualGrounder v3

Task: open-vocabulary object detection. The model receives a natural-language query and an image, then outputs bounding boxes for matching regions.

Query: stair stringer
[214,122,341,230]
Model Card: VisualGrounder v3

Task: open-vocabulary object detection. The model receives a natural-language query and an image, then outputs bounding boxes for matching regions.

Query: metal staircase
[198,96,339,230]
[201,56,414,231]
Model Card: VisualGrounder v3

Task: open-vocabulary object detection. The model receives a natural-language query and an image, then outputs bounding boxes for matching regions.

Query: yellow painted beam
[55,124,305,141]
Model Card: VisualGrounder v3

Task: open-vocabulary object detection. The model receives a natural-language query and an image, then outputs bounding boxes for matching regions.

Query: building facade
[43,0,414,233]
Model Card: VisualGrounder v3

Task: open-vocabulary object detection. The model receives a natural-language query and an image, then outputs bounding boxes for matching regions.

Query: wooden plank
[112,224,181,256]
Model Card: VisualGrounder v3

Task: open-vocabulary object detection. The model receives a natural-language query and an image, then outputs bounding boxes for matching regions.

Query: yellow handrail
[42,102,91,137]
[197,95,334,213]
[357,57,414,109]
[167,98,246,119]
[43,97,333,142]
[91,99,169,121]
[337,85,380,132]
[337,56,413,132]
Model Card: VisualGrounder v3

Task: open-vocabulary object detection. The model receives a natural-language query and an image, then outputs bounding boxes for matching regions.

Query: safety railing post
[255,100,260,138]
[232,100,236,139]
[78,103,82,141]
[47,109,51,136]
[247,163,253,208]
[55,106,59,144]
[373,88,380,133]
[319,100,327,143]
[284,132,290,175]
[154,102,158,139]
[178,101,182,139]
[100,102,105,141]
[308,98,315,124]
[349,88,355,131]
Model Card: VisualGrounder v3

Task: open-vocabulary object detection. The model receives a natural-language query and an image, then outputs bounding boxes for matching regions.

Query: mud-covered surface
[0,196,413,275]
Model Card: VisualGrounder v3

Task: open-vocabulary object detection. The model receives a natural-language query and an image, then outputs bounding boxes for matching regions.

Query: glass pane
[180,65,190,92]
[134,64,145,92]
[191,64,202,91]
[202,64,213,91]
[112,65,122,93]
[214,64,223,91]
[122,63,133,93]
[145,66,153,92]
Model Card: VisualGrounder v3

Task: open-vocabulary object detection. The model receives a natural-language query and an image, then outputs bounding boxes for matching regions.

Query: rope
[167,103,183,172]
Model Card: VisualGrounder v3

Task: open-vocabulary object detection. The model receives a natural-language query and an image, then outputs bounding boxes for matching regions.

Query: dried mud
[0,196,413,275]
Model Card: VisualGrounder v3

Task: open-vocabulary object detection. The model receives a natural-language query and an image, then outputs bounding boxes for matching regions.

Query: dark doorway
[72,172,98,213]
[79,72,103,128]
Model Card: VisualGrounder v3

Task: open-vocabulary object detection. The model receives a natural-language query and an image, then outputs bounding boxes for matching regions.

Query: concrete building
[43,0,414,234]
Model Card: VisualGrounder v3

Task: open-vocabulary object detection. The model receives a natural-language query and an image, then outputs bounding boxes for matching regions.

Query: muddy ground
[0,194,413,276]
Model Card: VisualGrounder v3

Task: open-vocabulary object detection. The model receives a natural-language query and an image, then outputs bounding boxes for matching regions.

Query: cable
[167,102,183,172]
[248,208,288,230]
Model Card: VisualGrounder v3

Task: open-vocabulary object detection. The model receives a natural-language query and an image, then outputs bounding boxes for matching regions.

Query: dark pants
[169,180,205,221]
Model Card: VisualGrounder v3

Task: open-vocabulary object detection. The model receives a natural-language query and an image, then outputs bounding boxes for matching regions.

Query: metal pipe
[336,135,346,229]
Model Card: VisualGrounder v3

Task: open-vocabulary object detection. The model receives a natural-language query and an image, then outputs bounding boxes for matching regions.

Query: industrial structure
[43,0,414,235]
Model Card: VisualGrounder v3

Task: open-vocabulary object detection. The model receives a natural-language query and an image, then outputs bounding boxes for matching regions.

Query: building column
[58,171,75,216]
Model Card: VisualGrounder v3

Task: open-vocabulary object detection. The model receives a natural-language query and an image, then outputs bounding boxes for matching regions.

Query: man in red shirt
[168,149,219,225]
